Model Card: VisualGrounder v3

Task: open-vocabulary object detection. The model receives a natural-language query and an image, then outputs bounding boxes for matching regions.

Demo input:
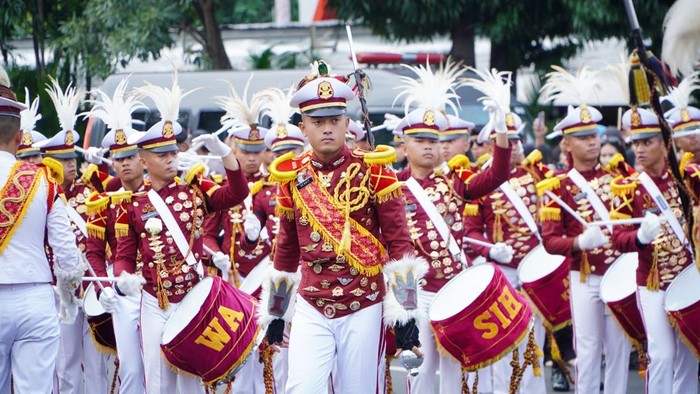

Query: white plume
[45,76,83,133]
[662,0,700,77]
[257,85,296,126]
[134,69,194,123]
[20,88,42,133]
[0,65,10,87]
[664,71,700,116]
[87,77,146,132]
[461,68,512,116]
[394,58,465,115]
[605,58,631,105]
[216,73,267,128]
[540,65,602,105]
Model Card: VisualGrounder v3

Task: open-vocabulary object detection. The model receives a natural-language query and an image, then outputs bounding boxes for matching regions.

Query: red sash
[291,168,386,277]
[0,162,43,254]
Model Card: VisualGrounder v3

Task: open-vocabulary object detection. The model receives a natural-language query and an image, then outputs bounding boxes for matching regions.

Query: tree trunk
[32,0,46,74]
[449,24,475,66]
[490,41,517,94]
[193,0,232,70]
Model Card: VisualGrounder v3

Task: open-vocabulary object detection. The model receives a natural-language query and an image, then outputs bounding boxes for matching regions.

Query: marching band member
[259,61,426,394]
[397,64,513,393]
[438,113,474,164]
[611,107,698,393]
[83,77,148,394]
[35,78,111,394]
[464,123,551,394]
[0,66,82,394]
[538,66,632,394]
[112,72,249,393]
[16,89,46,164]
[666,71,700,175]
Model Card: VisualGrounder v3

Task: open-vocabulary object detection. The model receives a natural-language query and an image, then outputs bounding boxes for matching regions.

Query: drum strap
[499,180,541,241]
[567,169,612,232]
[65,204,88,237]
[405,177,467,266]
[637,172,688,246]
[147,189,204,278]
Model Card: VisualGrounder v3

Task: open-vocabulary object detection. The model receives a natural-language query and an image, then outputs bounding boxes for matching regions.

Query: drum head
[517,245,566,284]
[239,256,270,295]
[83,283,107,317]
[600,253,638,303]
[162,276,214,344]
[664,265,700,312]
[429,264,494,322]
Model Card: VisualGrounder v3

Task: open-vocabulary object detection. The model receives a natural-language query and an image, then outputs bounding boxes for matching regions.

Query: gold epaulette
[250,180,264,195]
[211,173,224,185]
[610,175,638,198]
[41,157,64,185]
[476,153,491,167]
[522,149,542,166]
[521,149,553,180]
[110,190,134,205]
[447,154,471,170]
[359,145,396,166]
[85,191,110,216]
[269,151,309,183]
[680,152,695,177]
[536,174,566,197]
[184,163,207,185]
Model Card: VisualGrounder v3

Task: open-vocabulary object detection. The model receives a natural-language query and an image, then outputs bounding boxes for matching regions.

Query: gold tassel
[260,342,275,394]
[646,246,660,291]
[461,367,469,394]
[156,273,169,310]
[229,227,241,288]
[338,220,351,254]
[87,224,106,240]
[385,357,394,394]
[580,252,591,283]
[494,214,504,243]
[110,358,119,394]
[509,348,521,394]
[630,52,651,105]
[115,223,130,238]
[471,370,478,394]
[634,341,648,379]
[540,207,561,222]
[525,328,542,377]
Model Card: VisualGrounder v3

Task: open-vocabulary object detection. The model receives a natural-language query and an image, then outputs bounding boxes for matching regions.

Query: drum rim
[516,244,567,284]
[83,283,108,317]
[428,264,495,322]
[664,264,700,311]
[161,276,214,344]
[599,252,639,303]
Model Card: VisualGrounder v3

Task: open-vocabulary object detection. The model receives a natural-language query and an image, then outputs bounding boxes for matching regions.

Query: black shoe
[552,367,570,392]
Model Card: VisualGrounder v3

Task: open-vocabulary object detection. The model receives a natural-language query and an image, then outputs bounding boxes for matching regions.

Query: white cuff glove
[54,283,78,325]
[115,272,145,297]
[177,150,202,171]
[191,134,231,157]
[637,213,662,245]
[98,287,118,313]
[244,212,262,241]
[484,100,507,134]
[212,251,231,272]
[84,146,108,164]
[488,242,514,264]
[578,226,608,251]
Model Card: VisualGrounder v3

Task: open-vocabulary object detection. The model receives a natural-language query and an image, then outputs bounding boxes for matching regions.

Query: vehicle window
[198,111,226,132]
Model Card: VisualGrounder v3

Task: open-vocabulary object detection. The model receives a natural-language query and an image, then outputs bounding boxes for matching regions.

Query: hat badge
[65,131,75,146]
[631,110,641,127]
[248,127,260,141]
[162,121,174,138]
[115,129,127,145]
[317,81,334,100]
[505,112,515,127]
[21,132,33,146]
[276,124,288,139]
[580,105,592,123]
[423,110,436,126]
[681,108,691,123]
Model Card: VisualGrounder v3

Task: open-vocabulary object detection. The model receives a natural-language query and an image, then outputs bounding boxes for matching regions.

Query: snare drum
[239,256,270,296]
[517,245,571,331]
[160,275,261,385]
[83,284,117,355]
[600,253,645,345]
[429,263,533,371]
[664,265,700,357]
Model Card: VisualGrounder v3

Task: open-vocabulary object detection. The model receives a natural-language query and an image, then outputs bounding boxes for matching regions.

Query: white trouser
[637,286,698,394]
[407,290,462,394]
[140,291,204,394]
[232,324,289,394]
[492,266,547,394]
[0,283,59,394]
[570,271,631,394]
[56,307,110,394]
[113,293,145,394]
[286,298,384,394]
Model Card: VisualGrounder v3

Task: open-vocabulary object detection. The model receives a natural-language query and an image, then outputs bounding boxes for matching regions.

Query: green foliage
[248,45,303,70]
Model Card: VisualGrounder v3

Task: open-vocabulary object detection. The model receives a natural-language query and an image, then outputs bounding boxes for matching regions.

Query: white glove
[54,284,78,325]
[83,146,108,164]
[244,212,262,241]
[177,150,202,171]
[98,287,118,313]
[115,272,145,297]
[577,226,608,251]
[212,252,230,272]
[191,134,231,157]
[637,213,662,245]
[488,242,514,264]
[382,113,401,132]
[483,100,507,134]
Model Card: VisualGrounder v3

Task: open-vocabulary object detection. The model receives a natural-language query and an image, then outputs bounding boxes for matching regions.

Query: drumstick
[75,146,114,166]
[588,217,666,227]
[543,191,589,227]
[82,254,105,291]
[190,124,247,152]
[203,244,230,282]
[197,155,222,161]
[462,237,496,249]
